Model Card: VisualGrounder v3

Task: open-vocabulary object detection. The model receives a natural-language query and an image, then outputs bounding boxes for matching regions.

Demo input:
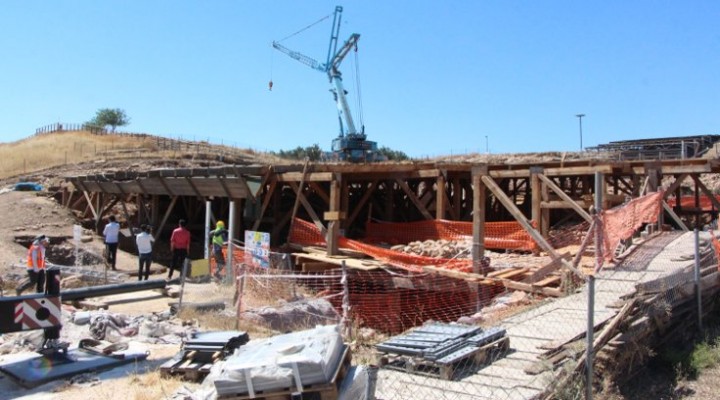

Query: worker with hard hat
[17,234,50,295]
[210,220,229,282]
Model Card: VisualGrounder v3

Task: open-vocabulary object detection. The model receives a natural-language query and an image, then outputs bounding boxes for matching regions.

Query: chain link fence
[218,188,719,400]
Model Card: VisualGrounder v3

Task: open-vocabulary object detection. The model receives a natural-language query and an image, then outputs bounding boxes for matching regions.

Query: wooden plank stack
[594,249,720,382]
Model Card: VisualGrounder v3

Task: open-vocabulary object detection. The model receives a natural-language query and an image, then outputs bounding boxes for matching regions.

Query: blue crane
[272,6,381,162]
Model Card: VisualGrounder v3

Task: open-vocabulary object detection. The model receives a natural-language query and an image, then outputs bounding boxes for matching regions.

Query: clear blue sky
[1,1,718,157]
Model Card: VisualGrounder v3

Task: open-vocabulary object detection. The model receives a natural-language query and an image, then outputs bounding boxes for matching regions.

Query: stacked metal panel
[212,325,346,397]
[376,322,506,366]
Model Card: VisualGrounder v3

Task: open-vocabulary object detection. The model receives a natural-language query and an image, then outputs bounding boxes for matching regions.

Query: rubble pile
[548,222,590,249]
[0,308,198,356]
[391,239,473,259]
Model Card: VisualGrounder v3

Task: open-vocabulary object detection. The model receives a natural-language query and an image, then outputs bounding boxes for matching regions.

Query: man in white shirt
[103,215,121,271]
[136,224,155,281]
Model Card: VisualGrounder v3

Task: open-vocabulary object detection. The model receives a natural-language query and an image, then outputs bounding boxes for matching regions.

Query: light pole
[576,114,585,151]
[485,135,489,154]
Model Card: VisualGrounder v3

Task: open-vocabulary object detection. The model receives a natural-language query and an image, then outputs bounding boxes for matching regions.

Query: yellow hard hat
[216,220,225,228]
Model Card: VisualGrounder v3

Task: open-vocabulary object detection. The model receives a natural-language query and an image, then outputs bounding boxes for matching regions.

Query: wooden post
[530,167,543,233]
[327,173,342,256]
[541,174,550,237]
[471,166,487,274]
[436,172,446,220]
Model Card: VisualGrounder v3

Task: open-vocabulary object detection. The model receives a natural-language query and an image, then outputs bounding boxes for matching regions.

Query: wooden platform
[376,336,510,381]
[159,350,223,382]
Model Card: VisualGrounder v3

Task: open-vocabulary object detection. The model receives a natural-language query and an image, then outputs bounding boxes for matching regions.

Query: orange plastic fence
[324,270,481,334]
[290,218,491,273]
[364,220,538,252]
[601,191,663,261]
[712,236,720,272]
[667,195,720,211]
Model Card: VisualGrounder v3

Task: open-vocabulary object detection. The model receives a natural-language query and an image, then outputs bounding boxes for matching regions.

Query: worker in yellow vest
[16,234,50,295]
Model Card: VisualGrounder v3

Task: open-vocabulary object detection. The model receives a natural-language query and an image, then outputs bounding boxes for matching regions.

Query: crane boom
[273,6,381,162]
[271,42,323,72]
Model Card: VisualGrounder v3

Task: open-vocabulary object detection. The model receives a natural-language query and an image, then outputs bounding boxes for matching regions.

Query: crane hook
[268,80,273,91]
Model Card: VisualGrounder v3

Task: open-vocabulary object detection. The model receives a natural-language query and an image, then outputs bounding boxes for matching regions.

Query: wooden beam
[694,176,720,211]
[252,178,277,231]
[288,181,327,236]
[156,196,179,240]
[287,161,311,242]
[215,176,232,200]
[345,180,377,228]
[472,166,487,275]
[276,171,333,182]
[662,174,689,200]
[254,166,273,198]
[531,167,542,231]
[232,165,256,202]
[396,179,434,220]
[481,175,583,278]
[186,177,206,199]
[327,173,342,256]
[436,173,446,220]
[538,174,592,222]
[662,201,689,232]
[81,190,98,220]
[491,165,614,179]
[308,182,330,205]
[157,176,175,197]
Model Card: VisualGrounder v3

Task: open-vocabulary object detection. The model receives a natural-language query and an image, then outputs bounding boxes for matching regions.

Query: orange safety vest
[26,243,46,270]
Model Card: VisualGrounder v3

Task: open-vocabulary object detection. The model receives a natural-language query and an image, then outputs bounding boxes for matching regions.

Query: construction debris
[392,239,472,259]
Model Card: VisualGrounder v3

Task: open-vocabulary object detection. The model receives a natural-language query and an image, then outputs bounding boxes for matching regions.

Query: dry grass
[0,130,284,181]
[50,365,186,400]
[0,131,156,179]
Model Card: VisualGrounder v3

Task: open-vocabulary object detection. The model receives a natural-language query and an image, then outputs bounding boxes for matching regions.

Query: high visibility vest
[26,243,46,270]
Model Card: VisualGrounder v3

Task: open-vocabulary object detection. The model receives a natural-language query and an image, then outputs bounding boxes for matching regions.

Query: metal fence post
[587,171,603,400]
[341,260,350,338]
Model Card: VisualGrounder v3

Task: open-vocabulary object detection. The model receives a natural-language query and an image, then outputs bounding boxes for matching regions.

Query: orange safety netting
[712,235,720,272]
[290,218,490,273]
[364,220,538,252]
[601,191,664,261]
[667,195,720,211]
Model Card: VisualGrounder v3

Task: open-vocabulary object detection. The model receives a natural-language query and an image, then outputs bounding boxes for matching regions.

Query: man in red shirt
[169,219,191,279]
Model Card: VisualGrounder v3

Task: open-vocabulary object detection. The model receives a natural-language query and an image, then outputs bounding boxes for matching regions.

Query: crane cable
[269,49,274,91]
[353,46,364,130]
[271,13,331,91]
[276,14,331,43]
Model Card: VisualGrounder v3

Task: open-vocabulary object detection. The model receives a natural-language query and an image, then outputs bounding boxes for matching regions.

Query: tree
[377,146,409,161]
[87,108,130,132]
[275,143,325,161]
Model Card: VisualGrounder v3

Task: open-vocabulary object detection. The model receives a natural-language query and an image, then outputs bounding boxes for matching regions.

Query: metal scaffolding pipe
[61,278,174,301]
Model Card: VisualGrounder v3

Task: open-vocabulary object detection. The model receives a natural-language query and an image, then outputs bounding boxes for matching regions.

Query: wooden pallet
[217,346,351,400]
[160,350,223,382]
[375,336,510,380]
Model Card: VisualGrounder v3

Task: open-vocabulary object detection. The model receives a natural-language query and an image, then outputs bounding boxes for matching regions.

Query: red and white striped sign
[17,297,62,330]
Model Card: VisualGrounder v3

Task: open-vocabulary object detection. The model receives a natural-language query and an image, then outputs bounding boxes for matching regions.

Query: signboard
[244,230,270,268]
[73,225,82,243]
